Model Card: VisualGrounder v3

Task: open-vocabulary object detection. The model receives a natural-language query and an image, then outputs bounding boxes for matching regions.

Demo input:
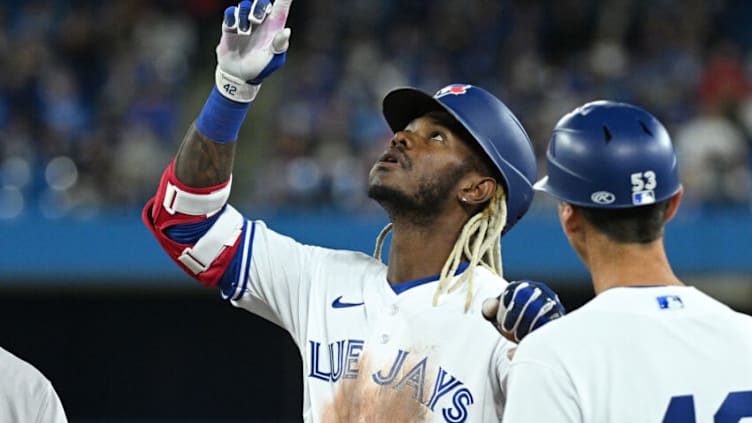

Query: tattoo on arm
[174,123,236,188]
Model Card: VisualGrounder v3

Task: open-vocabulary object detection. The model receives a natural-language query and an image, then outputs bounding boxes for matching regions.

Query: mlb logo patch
[435,84,472,98]
[633,190,655,205]
[657,295,684,310]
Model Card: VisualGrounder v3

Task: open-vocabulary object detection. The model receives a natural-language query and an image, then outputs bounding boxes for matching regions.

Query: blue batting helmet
[534,100,681,208]
[382,83,537,235]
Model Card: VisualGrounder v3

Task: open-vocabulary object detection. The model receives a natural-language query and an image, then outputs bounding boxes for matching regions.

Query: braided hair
[374,186,507,312]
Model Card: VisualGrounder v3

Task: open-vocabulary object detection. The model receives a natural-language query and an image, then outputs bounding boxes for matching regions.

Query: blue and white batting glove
[482,280,565,343]
[215,0,292,103]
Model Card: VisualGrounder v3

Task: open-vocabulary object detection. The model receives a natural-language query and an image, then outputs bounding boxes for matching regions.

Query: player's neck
[385,216,464,285]
[585,236,683,294]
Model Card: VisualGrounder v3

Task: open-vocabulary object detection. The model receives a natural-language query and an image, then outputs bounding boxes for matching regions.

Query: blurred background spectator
[0,0,751,218]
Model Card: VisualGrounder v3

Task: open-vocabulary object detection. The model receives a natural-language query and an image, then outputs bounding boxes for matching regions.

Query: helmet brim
[382,88,447,134]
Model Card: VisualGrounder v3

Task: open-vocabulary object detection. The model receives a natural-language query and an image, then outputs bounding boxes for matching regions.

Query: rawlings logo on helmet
[591,191,616,205]
[435,84,472,98]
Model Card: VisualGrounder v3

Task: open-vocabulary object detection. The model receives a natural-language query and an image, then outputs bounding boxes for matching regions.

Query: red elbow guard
[142,161,243,287]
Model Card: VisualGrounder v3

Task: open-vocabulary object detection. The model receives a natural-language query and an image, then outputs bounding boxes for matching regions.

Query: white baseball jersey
[503,285,752,423]
[0,346,68,423]
[230,221,515,422]
[142,165,516,421]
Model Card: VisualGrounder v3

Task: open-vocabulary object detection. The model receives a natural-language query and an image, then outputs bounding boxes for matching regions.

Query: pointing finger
[267,0,293,30]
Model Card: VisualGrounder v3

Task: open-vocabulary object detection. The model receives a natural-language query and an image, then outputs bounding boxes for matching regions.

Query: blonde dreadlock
[373,186,508,312]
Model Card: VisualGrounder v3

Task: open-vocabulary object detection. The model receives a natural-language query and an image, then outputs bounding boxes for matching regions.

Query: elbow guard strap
[163,176,232,216]
[178,206,243,274]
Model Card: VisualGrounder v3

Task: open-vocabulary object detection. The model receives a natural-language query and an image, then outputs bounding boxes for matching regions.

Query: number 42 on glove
[216,0,293,103]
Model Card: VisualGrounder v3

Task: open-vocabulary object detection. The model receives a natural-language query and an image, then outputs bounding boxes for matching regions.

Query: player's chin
[368,163,397,184]
[367,178,403,203]
[367,174,387,193]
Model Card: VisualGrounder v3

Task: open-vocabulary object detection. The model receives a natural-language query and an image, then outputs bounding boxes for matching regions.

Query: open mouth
[377,149,407,168]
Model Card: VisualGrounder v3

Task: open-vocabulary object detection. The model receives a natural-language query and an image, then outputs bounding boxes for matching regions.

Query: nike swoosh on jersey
[331,296,365,309]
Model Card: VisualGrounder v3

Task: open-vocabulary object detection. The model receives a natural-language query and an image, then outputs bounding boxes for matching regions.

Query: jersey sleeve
[36,382,68,423]
[492,339,514,417]
[501,338,581,422]
[229,221,352,346]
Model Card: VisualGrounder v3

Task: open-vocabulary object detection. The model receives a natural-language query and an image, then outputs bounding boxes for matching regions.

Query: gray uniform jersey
[0,347,67,423]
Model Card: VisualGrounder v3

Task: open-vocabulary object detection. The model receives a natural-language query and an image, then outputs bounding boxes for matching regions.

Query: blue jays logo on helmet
[435,84,472,98]
[381,83,537,235]
[534,100,681,208]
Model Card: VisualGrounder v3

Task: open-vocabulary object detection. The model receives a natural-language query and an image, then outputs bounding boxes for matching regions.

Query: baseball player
[142,1,563,421]
[486,101,752,422]
[0,346,68,422]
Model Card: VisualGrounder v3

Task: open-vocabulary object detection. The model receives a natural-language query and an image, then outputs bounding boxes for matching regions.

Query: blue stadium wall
[2,208,751,283]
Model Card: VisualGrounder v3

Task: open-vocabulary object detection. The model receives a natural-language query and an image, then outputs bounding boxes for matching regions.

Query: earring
[461,197,468,203]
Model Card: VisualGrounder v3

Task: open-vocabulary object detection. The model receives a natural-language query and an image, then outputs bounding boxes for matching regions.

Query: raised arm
[142,0,293,294]
[173,0,292,187]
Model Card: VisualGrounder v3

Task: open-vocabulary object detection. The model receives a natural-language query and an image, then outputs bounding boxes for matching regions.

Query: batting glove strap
[214,0,292,102]
[215,66,262,103]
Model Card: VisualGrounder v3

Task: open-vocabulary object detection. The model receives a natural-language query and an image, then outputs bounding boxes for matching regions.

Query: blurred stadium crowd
[1,0,751,219]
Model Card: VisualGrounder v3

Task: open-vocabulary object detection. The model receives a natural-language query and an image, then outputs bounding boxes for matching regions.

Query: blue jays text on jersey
[308,338,475,422]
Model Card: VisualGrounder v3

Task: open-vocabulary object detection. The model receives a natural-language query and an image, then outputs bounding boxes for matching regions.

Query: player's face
[367,114,475,219]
